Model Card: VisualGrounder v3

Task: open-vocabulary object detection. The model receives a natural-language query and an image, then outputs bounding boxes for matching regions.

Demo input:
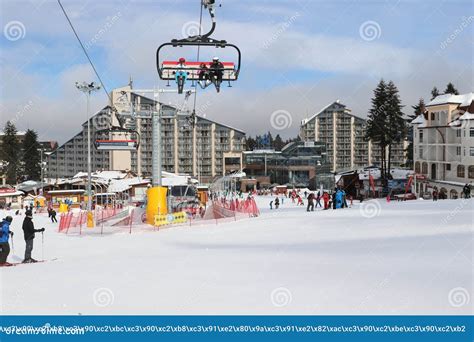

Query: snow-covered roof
[427,93,474,107]
[459,111,474,120]
[0,191,23,197]
[73,170,129,181]
[411,114,427,127]
[358,168,413,180]
[48,189,85,194]
[108,177,149,193]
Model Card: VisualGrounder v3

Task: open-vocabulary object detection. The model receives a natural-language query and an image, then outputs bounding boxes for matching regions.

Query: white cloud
[0,0,472,144]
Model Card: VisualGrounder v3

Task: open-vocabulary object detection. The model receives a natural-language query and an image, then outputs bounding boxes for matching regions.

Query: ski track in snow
[0,197,472,315]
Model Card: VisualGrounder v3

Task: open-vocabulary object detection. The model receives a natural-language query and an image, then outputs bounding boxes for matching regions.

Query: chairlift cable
[57,0,120,121]
[191,1,205,118]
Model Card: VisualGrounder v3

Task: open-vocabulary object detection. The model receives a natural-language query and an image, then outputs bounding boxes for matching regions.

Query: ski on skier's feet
[0,258,58,267]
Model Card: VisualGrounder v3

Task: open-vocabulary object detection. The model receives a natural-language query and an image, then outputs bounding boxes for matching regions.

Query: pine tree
[410,98,425,120]
[431,87,440,100]
[385,81,406,174]
[266,131,274,148]
[365,79,389,178]
[444,82,459,95]
[245,136,257,151]
[22,129,41,181]
[0,121,20,185]
[273,134,285,151]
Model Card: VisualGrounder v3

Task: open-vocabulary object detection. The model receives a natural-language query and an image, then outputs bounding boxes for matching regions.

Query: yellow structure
[146,186,168,225]
[59,203,68,213]
[87,211,94,228]
[154,211,187,227]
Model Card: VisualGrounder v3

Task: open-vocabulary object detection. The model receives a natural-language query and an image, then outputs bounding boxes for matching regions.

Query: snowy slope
[0,197,472,315]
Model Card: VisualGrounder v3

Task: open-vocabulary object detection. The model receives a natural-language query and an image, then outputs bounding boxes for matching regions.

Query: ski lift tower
[76,81,101,227]
[117,87,196,187]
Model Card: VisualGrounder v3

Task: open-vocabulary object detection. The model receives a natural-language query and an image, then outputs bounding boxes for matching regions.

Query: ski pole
[10,232,14,254]
[41,231,44,261]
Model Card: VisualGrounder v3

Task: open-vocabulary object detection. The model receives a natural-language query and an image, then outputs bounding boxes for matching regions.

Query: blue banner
[0,316,472,341]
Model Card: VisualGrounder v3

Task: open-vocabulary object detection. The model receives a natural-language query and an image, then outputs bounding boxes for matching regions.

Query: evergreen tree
[365,79,389,177]
[273,134,285,151]
[0,121,20,185]
[431,86,440,100]
[245,136,257,151]
[444,82,459,95]
[266,131,274,148]
[385,81,406,174]
[22,129,41,181]
[410,98,425,120]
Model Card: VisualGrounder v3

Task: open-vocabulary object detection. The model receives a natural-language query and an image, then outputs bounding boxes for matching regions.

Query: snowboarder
[274,197,280,209]
[0,216,13,265]
[307,193,314,212]
[22,210,45,263]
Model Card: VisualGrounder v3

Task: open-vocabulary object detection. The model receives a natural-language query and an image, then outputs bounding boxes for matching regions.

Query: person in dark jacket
[307,193,315,212]
[49,208,57,223]
[22,210,44,263]
[0,216,13,264]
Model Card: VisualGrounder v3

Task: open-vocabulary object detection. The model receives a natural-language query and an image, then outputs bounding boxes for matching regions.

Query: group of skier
[270,188,351,212]
[306,188,350,211]
[0,210,45,266]
[174,56,225,92]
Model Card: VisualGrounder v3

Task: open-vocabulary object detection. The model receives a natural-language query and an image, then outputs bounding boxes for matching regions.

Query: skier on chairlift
[173,57,189,93]
[198,62,211,89]
[209,57,224,92]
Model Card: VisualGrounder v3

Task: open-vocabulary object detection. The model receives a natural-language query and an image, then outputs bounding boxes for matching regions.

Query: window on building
[422,162,428,174]
[419,147,423,159]
[457,165,465,178]
[415,161,420,173]
[446,163,451,171]
[468,128,474,137]
[470,147,474,156]
[469,166,474,179]
[457,129,461,137]
[419,131,423,143]
[431,112,435,120]
[456,146,461,155]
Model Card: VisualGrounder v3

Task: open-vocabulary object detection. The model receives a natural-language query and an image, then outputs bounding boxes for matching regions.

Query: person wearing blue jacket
[335,189,343,209]
[0,216,13,264]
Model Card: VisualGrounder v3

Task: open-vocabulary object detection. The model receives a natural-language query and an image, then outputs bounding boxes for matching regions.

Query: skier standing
[307,193,315,212]
[0,216,13,265]
[323,192,330,210]
[274,197,280,209]
[315,191,322,208]
[22,210,45,263]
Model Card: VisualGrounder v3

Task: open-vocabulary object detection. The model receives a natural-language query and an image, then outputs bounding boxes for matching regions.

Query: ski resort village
[0,0,473,327]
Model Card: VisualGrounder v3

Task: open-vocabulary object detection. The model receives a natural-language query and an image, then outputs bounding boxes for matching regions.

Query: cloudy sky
[0,0,472,144]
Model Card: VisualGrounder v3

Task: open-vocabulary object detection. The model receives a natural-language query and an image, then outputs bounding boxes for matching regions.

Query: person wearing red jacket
[322,192,330,210]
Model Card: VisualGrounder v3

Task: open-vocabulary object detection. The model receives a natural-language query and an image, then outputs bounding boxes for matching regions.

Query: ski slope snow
[0,197,472,315]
